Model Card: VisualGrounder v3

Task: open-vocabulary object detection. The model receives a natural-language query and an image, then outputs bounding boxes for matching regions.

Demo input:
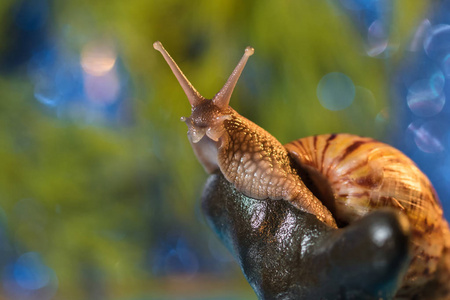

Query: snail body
[154,41,450,298]
[153,42,335,227]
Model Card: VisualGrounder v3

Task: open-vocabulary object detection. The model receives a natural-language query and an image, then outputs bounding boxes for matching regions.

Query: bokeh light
[424,24,450,62]
[13,252,52,290]
[337,0,392,58]
[366,19,389,57]
[317,72,355,111]
[375,108,389,126]
[84,71,121,105]
[81,41,117,76]
[27,37,129,124]
[3,252,58,300]
[408,121,445,154]
[410,19,431,52]
[406,77,445,117]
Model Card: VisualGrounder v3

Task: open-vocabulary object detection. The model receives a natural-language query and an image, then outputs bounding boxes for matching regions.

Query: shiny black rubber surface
[202,172,412,300]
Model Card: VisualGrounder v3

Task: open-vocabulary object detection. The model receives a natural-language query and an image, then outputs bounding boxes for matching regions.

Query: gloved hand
[201,172,412,300]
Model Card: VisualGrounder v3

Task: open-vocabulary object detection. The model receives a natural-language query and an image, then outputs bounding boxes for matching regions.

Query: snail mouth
[181,116,206,143]
[188,128,206,143]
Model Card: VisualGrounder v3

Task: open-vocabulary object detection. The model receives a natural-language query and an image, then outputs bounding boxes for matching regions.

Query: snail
[153,41,450,299]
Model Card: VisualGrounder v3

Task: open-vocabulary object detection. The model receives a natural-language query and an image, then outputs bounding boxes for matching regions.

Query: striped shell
[285,133,450,298]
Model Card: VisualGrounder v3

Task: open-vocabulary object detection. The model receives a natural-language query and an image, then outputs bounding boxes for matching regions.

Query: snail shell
[286,134,450,298]
[154,42,450,298]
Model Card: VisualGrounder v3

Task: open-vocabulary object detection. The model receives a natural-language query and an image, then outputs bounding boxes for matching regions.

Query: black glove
[201,172,412,300]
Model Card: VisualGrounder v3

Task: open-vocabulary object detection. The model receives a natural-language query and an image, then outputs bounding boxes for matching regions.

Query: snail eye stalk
[213,46,254,109]
[153,41,205,108]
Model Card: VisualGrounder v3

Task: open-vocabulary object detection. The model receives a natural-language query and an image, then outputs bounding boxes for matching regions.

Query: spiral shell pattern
[285,133,450,298]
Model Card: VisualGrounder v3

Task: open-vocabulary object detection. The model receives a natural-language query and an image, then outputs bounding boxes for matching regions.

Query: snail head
[153,41,254,144]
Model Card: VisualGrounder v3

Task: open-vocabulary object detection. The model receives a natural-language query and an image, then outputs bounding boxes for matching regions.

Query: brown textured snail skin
[154,41,450,299]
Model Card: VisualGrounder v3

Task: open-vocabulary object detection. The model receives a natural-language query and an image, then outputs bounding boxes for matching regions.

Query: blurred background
[0,0,448,299]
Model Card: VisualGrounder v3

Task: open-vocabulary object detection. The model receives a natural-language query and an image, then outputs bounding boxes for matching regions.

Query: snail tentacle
[153,41,204,107]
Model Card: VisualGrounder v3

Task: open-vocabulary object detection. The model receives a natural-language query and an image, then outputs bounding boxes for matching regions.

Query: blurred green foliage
[0,0,431,299]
